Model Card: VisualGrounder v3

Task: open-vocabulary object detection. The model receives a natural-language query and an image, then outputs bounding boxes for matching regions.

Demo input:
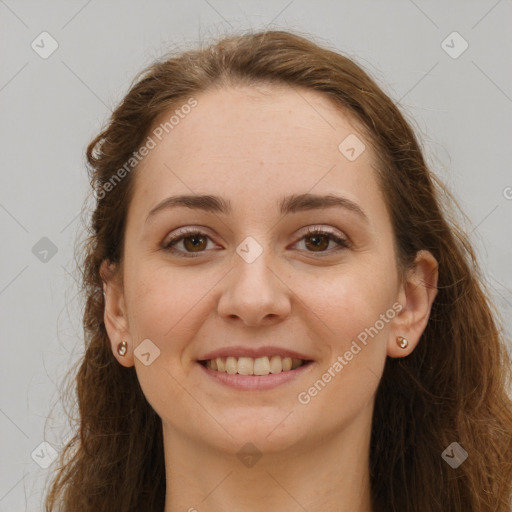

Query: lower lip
[197,361,314,390]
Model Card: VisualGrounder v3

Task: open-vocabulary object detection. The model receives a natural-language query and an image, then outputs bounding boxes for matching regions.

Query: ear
[387,250,439,358]
[100,259,134,368]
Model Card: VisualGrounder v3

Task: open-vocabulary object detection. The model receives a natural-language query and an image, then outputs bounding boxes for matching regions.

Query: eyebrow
[145,193,369,223]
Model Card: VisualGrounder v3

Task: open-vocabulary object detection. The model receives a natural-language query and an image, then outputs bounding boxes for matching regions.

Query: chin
[202,408,308,455]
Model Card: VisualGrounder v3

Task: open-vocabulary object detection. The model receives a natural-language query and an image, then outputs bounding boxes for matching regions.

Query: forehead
[129,84,383,222]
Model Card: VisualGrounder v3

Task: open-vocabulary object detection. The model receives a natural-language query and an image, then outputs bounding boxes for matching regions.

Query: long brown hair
[44,29,512,512]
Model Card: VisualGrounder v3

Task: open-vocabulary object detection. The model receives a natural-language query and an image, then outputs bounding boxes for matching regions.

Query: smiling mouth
[199,356,311,376]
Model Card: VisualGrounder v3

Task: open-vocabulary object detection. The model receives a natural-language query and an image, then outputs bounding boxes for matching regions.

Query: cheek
[124,258,218,349]
[125,244,398,349]
[123,261,214,419]
[301,257,398,343]
[295,269,395,418]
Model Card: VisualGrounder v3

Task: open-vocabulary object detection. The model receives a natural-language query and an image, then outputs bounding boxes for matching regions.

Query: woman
[45,29,512,512]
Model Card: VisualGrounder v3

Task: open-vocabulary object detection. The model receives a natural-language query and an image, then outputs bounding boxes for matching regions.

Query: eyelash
[162,226,350,258]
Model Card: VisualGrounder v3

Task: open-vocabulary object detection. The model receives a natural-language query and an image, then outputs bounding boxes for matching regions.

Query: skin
[102,83,438,512]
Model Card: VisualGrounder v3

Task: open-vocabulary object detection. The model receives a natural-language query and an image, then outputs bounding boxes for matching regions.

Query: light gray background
[1,1,511,509]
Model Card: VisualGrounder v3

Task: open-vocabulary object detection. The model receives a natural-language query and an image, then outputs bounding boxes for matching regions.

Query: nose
[217,248,291,327]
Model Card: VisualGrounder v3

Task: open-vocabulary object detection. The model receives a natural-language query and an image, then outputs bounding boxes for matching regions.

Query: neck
[162,402,375,512]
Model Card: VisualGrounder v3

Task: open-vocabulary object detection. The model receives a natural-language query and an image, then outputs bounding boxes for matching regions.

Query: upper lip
[198,345,313,361]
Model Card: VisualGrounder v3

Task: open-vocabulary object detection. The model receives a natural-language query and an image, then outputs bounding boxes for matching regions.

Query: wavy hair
[45,29,512,512]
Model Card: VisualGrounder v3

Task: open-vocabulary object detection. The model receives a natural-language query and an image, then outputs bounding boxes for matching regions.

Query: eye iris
[305,234,329,251]
[183,235,207,252]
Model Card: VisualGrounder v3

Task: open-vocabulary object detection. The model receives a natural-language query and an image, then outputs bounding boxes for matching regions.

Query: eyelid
[162,225,350,257]
[295,226,350,254]
[161,226,219,257]
[162,226,214,247]
[301,225,347,243]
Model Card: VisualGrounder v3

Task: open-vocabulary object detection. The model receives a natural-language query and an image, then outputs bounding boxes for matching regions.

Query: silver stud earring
[396,336,408,349]
[117,340,128,356]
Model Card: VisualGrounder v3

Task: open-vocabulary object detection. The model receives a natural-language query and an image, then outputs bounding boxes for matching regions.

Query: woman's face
[105,83,437,455]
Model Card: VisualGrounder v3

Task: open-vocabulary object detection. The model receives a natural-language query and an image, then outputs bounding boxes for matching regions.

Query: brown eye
[182,235,208,252]
[304,233,331,252]
[163,226,349,258]
[295,227,350,255]
[163,230,215,257]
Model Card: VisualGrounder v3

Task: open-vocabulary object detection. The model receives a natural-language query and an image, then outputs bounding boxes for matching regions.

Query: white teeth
[226,356,237,374]
[269,355,282,373]
[253,357,270,375]
[203,355,306,375]
[237,357,253,375]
